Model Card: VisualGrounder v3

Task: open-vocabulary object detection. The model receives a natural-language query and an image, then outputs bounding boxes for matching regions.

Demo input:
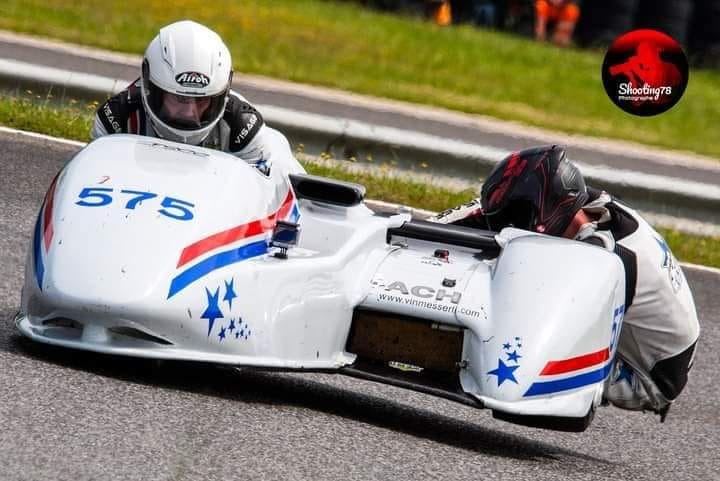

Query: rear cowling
[357,228,625,427]
[463,232,625,426]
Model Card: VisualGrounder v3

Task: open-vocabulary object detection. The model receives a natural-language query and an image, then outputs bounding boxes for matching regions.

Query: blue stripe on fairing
[167,239,269,299]
[288,204,300,223]
[523,363,613,397]
[33,209,45,290]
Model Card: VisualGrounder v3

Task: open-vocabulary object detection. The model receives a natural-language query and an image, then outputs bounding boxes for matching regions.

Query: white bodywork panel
[17,135,626,426]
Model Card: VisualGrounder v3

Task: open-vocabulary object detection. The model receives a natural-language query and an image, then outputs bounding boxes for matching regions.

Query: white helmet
[141,20,233,145]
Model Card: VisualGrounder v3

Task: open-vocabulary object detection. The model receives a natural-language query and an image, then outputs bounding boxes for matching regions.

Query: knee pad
[650,341,697,400]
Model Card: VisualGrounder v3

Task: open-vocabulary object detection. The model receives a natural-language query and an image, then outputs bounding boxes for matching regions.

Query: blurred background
[356,0,720,67]
[2,0,718,159]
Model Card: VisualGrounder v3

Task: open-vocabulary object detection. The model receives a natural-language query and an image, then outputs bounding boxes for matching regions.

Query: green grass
[301,160,476,212]
[0,89,95,140]
[1,92,718,267]
[1,0,719,158]
[657,228,720,269]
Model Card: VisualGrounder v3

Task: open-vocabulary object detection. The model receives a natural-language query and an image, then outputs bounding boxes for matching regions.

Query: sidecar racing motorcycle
[16,134,626,432]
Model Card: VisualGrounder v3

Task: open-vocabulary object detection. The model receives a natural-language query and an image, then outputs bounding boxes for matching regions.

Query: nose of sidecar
[18,134,305,359]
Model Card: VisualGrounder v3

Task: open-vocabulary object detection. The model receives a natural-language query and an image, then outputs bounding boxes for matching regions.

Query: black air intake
[289,174,366,207]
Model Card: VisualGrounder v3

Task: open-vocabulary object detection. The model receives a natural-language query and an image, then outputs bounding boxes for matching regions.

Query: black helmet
[480,145,588,236]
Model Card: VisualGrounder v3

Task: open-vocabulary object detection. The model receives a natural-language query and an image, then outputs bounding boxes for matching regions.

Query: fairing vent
[41,319,173,346]
[344,308,479,407]
[108,327,174,345]
[42,318,83,329]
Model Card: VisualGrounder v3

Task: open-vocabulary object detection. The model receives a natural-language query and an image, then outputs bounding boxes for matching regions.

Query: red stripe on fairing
[539,348,609,375]
[176,189,295,268]
[42,174,60,251]
[129,110,138,134]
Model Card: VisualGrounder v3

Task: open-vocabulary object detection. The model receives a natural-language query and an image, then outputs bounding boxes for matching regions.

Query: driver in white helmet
[91,20,303,176]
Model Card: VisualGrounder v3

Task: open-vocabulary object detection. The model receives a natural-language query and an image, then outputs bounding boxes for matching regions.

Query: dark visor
[485,199,537,232]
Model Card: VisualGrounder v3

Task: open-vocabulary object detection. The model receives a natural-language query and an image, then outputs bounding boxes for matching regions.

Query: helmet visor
[485,199,536,232]
[146,80,226,131]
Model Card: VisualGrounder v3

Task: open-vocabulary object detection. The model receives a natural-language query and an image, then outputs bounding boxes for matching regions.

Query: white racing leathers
[579,191,699,418]
[91,84,304,177]
[433,191,700,419]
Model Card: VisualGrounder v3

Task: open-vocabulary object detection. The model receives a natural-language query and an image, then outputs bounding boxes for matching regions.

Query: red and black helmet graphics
[480,145,588,236]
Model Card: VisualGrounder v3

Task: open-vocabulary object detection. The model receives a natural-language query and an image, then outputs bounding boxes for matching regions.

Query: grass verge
[1,92,718,267]
[1,0,719,158]
[0,89,96,140]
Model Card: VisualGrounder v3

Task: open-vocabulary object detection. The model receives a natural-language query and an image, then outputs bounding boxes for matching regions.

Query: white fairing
[361,229,625,418]
[18,135,626,425]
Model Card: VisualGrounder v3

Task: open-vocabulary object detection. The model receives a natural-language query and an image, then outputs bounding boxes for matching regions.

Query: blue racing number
[159,197,195,221]
[119,190,158,209]
[75,187,195,221]
[76,187,113,207]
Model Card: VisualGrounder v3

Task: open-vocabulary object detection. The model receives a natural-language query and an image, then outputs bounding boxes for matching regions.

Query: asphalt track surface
[3,37,720,185]
[0,131,718,481]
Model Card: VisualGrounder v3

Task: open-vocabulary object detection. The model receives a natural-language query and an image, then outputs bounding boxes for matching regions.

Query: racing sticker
[199,277,252,342]
[486,337,523,386]
[609,304,625,354]
[602,29,688,116]
[175,71,210,88]
[654,235,684,293]
[167,189,300,298]
[74,186,195,221]
[371,278,483,319]
[524,347,612,397]
[523,303,623,396]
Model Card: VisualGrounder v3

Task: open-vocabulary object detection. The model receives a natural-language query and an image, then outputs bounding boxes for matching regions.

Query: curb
[2,58,720,224]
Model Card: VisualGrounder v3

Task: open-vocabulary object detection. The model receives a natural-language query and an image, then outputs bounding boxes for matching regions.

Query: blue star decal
[218,326,227,341]
[503,342,511,350]
[228,318,236,332]
[655,236,670,268]
[506,350,522,363]
[487,358,519,386]
[224,279,237,310]
[615,363,634,385]
[200,287,224,337]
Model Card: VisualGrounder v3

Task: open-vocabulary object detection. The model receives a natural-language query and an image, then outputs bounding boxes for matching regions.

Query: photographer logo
[602,29,688,116]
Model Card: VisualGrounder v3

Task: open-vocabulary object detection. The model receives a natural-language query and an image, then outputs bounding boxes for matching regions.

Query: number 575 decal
[75,187,195,221]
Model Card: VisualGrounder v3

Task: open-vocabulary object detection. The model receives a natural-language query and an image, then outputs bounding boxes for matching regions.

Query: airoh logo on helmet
[175,71,210,88]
